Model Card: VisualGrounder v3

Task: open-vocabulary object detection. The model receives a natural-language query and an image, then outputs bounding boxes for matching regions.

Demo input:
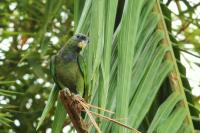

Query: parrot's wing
[50,55,61,89]
[77,55,86,79]
[77,55,89,98]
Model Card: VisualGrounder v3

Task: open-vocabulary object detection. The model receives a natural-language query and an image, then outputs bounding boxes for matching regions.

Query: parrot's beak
[78,40,88,49]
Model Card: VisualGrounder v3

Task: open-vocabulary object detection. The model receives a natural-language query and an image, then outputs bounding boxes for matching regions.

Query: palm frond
[41,0,197,132]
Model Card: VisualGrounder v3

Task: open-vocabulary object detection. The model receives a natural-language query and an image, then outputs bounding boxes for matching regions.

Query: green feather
[78,55,89,98]
[50,55,61,89]
[53,34,88,96]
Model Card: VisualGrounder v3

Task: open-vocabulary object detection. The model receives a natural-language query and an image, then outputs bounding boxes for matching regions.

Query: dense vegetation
[0,0,199,132]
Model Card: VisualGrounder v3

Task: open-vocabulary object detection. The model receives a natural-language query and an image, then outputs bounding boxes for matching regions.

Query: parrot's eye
[76,35,80,39]
[76,34,87,41]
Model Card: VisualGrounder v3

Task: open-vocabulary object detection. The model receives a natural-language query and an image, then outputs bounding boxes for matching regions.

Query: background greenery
[0,0,199,132]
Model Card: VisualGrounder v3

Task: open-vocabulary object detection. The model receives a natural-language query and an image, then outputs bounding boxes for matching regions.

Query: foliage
[0,0,74,132]
[0,0,199,133]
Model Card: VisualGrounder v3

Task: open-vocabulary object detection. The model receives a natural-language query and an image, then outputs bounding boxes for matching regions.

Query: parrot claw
[63,88,72,96]
[63,88,83,101]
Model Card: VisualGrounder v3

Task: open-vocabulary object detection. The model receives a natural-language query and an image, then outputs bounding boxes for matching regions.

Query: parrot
[51,33,89,96]
[37,34,89,130]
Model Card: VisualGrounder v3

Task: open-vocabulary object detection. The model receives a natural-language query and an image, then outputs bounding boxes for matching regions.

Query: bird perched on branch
[37,34,89,130]
[50,34,89,96]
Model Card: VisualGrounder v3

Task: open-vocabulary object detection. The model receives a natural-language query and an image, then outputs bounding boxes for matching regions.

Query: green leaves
[115,0,144,131]
[36,85,59,130]
[2,0,194,132]
[0,90,15,127]
[52,98,66,133]
[0,113,12,127]
[147,92,182,132]
[156,107,187,133]
[72,0,196,132]
[99,0,118,115]
[0,81,16,84]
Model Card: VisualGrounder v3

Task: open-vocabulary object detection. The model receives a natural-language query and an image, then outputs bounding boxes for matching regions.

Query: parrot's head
[71,34,89,54]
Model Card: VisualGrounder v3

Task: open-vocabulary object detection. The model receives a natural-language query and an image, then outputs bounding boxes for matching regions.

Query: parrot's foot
[63,88,72,96]
[65,94,84,113]
[61,89,86,113]
[74,94,85,102]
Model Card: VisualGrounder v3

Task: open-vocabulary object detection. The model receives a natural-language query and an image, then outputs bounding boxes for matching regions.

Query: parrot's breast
[56,59,84,95]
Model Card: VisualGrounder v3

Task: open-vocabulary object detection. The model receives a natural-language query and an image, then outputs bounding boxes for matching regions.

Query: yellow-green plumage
[37,34,88,130]
[55,55,84,95]
[51,34,88,97]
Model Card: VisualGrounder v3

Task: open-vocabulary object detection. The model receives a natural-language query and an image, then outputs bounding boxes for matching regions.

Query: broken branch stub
[59,90,88,133]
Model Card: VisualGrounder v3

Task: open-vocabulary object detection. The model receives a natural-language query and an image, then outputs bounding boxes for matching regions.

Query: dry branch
[59,90,88,133]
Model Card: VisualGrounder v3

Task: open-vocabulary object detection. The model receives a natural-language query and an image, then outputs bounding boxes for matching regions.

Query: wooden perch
[59,90,88,133]
[60,90,140,133]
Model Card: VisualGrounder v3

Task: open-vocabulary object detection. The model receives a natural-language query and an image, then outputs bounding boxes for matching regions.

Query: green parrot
[37,34,88,130]
[51,34,88,96]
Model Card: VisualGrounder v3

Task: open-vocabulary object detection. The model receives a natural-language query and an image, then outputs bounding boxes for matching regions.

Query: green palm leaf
[37,0,197,132]
[73,0,196,132]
